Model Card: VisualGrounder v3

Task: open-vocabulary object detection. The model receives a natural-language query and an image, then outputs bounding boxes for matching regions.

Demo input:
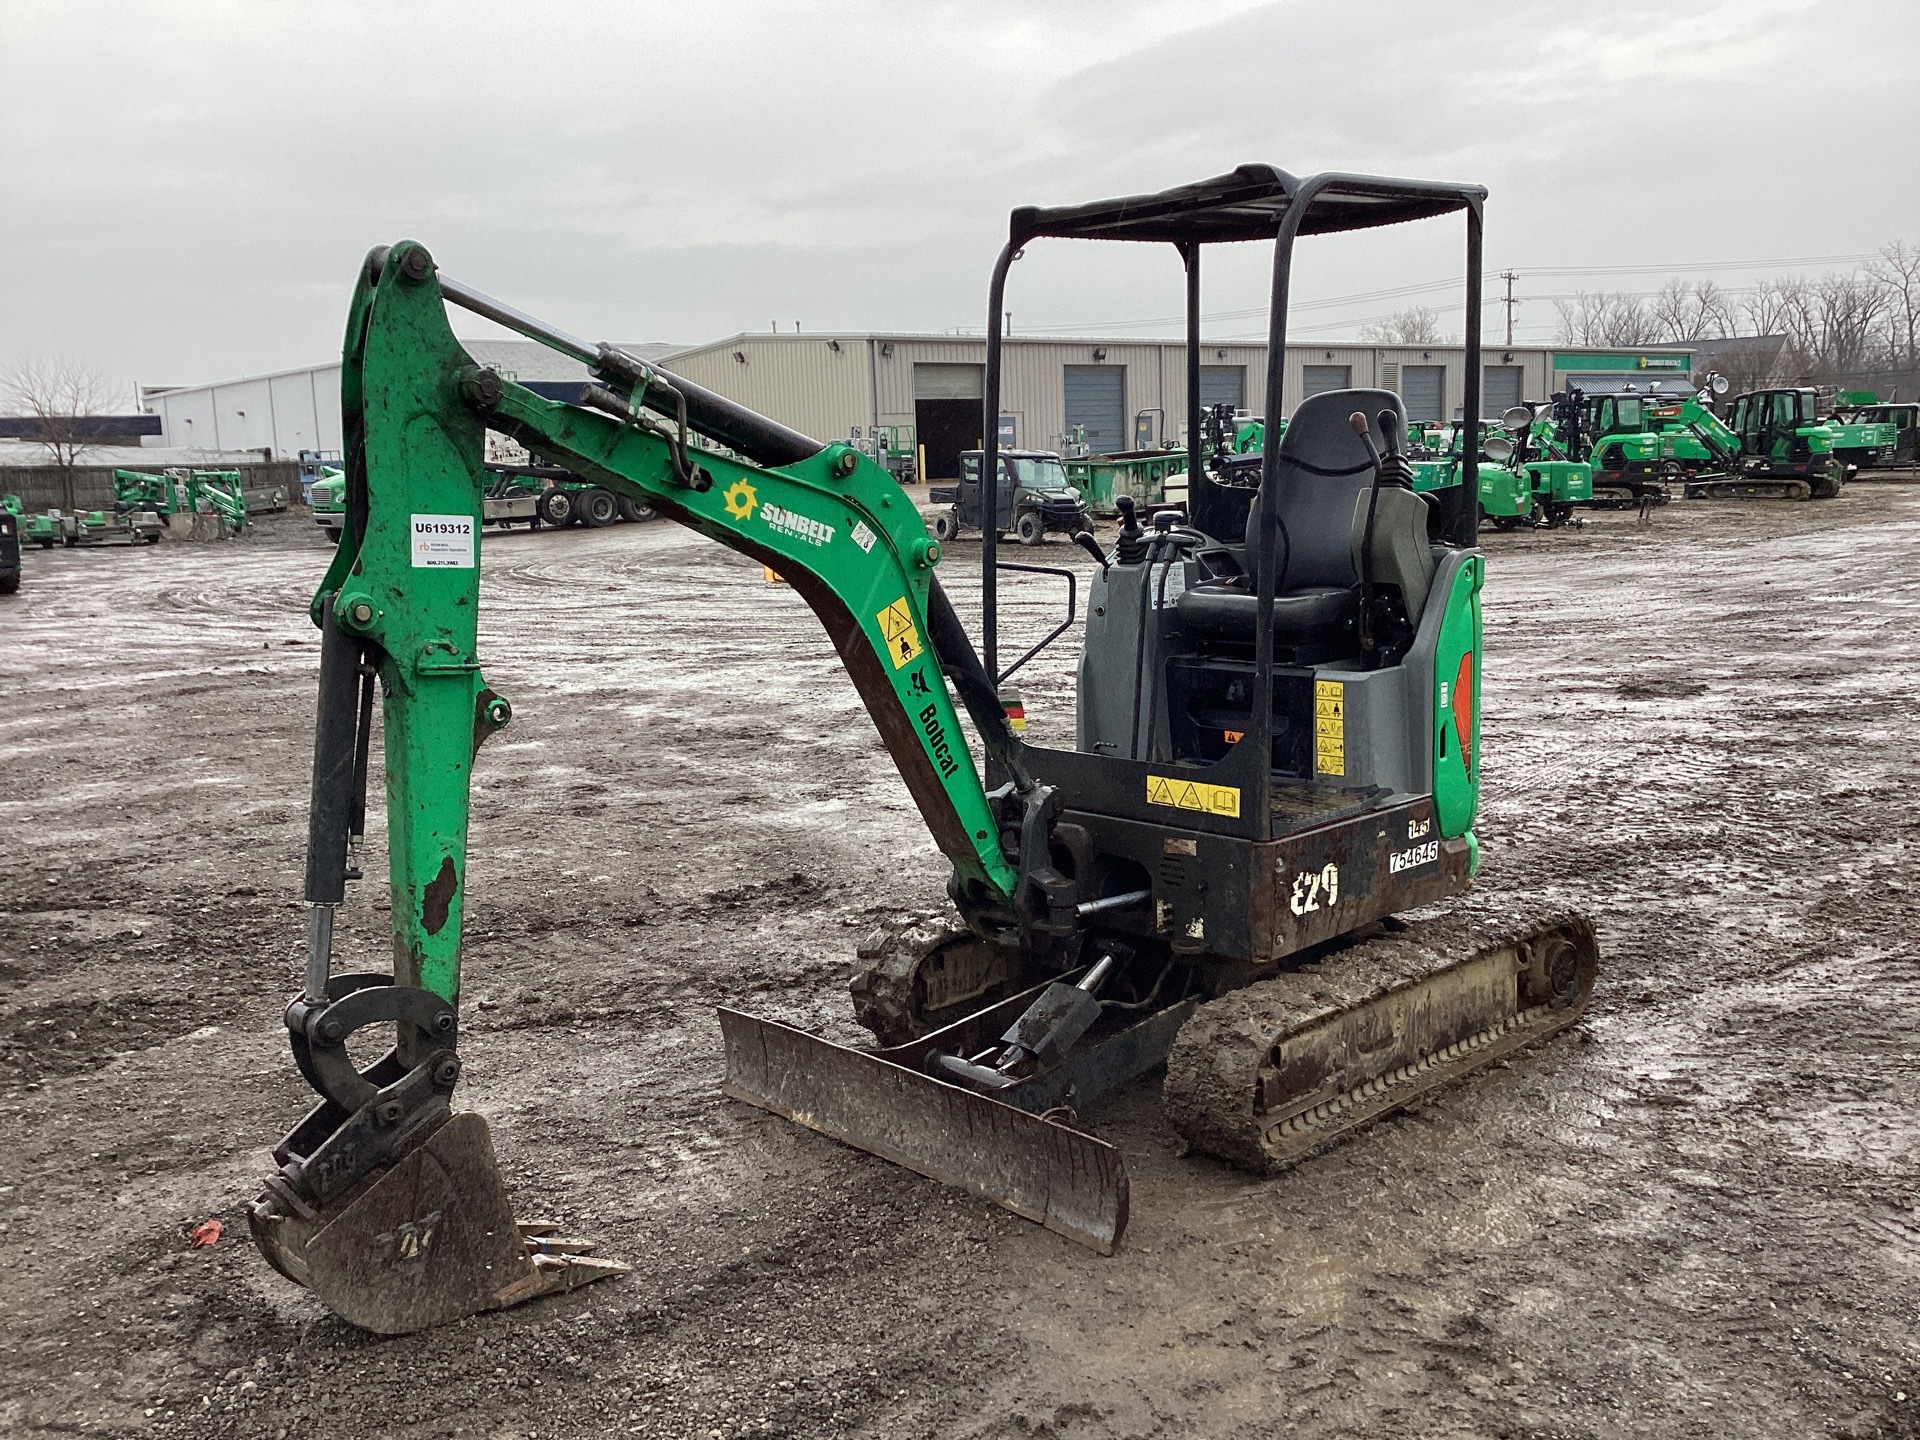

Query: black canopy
[1008,164,1485,247]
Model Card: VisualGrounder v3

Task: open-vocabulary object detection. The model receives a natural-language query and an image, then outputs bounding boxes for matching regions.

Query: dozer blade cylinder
[719,1009,1129,1254]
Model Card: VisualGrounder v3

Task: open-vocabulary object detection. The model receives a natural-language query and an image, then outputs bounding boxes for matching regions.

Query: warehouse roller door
[914,363,984,482]
[1482,365,1525,416]
[1401,365,1445,422]
[1301,364,1351,400]
[1064,365,1126,456]
[1199,365,1245,410]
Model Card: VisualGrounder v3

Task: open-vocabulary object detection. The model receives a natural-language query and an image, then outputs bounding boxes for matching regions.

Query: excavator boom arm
[309,242,1017,1011]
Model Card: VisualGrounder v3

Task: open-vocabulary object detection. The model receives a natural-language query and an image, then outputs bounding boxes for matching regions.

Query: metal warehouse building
[659,335,1695,481]
[137,340,678,457]
[140,334,1693,481]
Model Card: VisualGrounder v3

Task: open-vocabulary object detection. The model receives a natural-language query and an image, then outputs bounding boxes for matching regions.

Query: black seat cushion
[1176,582,1356,640]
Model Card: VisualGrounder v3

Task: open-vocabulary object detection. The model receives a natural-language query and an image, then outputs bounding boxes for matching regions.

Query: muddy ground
[2,486,1917,1440]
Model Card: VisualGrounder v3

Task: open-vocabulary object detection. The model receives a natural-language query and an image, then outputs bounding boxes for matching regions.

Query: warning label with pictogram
[1145,775,1241,818]
[1314,678,1345,777]
[876,597,924,669]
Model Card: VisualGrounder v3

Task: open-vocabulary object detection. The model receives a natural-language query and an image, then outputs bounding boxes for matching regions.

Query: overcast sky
[3,0,1914,399]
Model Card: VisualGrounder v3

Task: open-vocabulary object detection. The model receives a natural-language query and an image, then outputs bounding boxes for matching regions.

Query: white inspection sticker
[410,513,475,568]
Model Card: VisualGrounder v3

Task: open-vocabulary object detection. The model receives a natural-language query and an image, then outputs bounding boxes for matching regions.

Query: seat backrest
[1247,388,1406,590]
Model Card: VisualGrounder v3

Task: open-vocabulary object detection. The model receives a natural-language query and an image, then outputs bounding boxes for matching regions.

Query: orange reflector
[1451,652,1475,779]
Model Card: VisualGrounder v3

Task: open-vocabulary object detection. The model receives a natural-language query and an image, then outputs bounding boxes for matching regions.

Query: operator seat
[1176,389,1436,647]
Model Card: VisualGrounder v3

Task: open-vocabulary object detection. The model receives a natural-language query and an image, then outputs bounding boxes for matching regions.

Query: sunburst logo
[722,479,758,521]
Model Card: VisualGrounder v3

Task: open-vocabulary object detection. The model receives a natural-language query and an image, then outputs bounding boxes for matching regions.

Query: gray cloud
[2,0,1912,394]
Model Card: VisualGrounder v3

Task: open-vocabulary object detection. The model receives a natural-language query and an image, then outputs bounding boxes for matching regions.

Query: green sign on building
[1552,351,1692,373]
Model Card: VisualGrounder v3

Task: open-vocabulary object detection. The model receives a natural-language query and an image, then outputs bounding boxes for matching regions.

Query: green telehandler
[250,165,1599,1337]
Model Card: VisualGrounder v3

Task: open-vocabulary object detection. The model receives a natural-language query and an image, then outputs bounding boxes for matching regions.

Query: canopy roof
[1008,164,1485,246]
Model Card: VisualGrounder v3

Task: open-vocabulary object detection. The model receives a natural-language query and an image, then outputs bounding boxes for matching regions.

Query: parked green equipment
[1061,449,1189,517]
[1713,387,1845,499]
[1406,421,1534,528]
[24,505,164,547]
[1830,396,1917,468]
[0,497,20,594]
[1819,394,1901,475]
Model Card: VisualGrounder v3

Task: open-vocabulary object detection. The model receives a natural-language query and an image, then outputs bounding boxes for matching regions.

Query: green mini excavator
[251,165,1599,1335]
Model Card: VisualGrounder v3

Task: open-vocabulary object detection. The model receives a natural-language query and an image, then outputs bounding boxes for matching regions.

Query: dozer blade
[1164,902,1599,1172]
[249,1112,627,1336]
[719,1006,1134,1254]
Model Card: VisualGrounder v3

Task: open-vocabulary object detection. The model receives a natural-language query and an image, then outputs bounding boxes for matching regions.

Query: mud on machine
[250,165,1600,1334]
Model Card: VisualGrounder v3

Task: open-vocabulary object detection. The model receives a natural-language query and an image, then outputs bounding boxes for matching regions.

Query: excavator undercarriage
[253,165,1600,1334]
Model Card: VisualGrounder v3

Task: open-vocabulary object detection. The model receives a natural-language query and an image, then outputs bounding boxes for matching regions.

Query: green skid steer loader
[250,165,1600,1336]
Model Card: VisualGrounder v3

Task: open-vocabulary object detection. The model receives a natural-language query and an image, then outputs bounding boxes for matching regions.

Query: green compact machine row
[249,166,1599,1338]
[306,449,652,542]
[1573,376,1860,503]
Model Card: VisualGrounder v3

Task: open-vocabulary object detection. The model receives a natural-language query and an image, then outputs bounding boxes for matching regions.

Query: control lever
[1072,529,1111,572]
[1113,495,1147,565]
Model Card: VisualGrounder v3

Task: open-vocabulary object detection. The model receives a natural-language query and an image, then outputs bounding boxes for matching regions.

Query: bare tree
[1554,291,1660,346]
[0,355,119,509]
[1869,240,1920,369]
[1360,306,1446,344]
[1811,273,1888,377]
[1650,278,1740,343]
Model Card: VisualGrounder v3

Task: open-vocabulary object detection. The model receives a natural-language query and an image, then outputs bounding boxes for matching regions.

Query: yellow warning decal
[1146,775,1241,818]
[876,597,924,669]
[1314,678,1345,777]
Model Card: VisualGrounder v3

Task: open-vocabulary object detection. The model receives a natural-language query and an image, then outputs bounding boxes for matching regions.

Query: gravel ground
[1,489,1916,1440]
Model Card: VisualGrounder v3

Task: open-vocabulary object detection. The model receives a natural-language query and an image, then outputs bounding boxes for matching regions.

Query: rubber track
[1163,899,1597,1173]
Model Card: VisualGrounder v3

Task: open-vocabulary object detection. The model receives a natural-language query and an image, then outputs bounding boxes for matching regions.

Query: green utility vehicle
[928,448,1092,544]
[188,469,250,532]
[251,168,1597,1337]
[1820,393,1901,474]
[112,467,183,518]
[1830,396,1917,467]
[1200,404,1277,491]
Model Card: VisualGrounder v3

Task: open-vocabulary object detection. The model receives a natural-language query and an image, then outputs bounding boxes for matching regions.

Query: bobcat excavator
[249,165,1600,1335]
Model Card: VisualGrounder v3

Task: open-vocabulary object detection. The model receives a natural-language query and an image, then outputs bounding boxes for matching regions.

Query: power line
[1018,248,1886,337]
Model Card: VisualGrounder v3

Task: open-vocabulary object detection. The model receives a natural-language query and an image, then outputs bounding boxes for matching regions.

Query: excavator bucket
[249,1112,627,1336]
[718,982,1192,1253]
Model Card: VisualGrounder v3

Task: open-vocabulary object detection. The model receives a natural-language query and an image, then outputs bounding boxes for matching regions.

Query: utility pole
[1498,270,1519,347]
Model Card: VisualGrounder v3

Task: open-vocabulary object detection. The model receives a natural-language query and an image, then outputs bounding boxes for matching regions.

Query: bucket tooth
[249,1112,627,1336]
